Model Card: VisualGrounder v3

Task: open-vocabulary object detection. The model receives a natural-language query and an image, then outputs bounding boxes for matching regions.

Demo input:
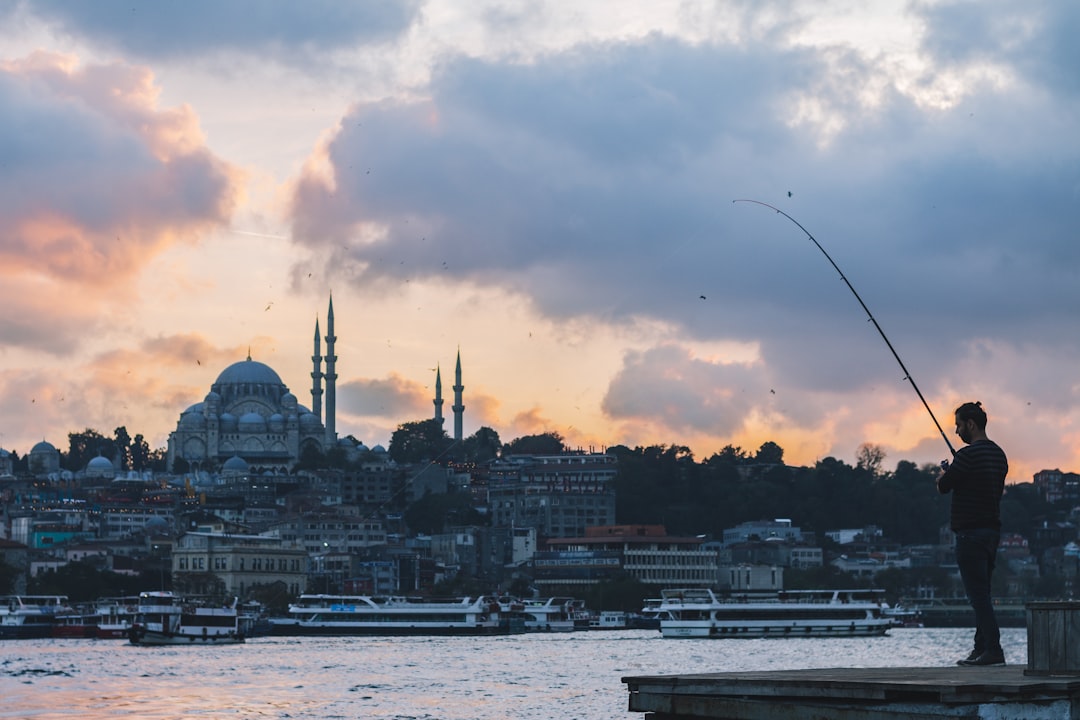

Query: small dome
[371,444,387,454]
[219,413,238,432]
[299,412,321,430]
[222,455,249,473]
[85,456,115,479]
[180,407,206,430]
[268,413,285,432]
[31,440,58,454]
[238,412,266,432]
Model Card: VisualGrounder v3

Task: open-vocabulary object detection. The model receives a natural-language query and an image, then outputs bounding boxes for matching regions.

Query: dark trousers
[955,528,1001,653]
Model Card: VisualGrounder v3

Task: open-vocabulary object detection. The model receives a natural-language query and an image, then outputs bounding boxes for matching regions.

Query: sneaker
[962,649,1005,666]
[956,649,982,666]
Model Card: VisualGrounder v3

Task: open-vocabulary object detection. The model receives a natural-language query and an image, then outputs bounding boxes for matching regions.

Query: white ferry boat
[499,596,578,632]
[269,594,526,636]
[656,588,893,639]
[1,595,71,640]
[128,591,245,645]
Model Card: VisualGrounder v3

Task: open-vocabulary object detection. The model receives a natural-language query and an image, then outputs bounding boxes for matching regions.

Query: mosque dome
[371,444,387,454]
[238,412,266,432]
[214,358,284,387]
[299,412,321,431]
[268,413,285,432]
[219,412,238,432]
[31,440,58,454]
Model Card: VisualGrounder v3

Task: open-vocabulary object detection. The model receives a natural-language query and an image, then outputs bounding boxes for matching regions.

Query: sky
[0,1,1077,483]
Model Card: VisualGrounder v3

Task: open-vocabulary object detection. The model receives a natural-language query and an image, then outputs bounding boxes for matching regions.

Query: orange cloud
[0,52,244,353]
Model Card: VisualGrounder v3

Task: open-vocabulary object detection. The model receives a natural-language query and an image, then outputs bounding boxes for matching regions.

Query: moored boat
[657,588,893,639]
[128,591,245,645]
[499,596,578,632]
[51,608,98,638]
[94,596,140,639]
[269,594,526,636]
[1,595,71,640]
[589,610,628,630]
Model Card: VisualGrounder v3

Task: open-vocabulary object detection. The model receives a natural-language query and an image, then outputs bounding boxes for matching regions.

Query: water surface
[0,627,1027,719]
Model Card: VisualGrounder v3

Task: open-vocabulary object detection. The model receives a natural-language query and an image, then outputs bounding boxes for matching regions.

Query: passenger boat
[1,595,71,639]
[498,596,578,632]
[94,596,140,639]
[128,591,245,645]
[51,608,98,638]
[656,588,893,639]
[269,594,527,636]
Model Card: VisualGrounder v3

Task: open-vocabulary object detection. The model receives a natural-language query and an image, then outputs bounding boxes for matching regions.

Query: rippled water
[0,627,1027,719]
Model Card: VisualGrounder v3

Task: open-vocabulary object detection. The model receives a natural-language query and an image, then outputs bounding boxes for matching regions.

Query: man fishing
[937,401,1008,667]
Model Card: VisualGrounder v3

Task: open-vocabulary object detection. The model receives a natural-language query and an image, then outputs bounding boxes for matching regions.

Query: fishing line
[734,198,956,457]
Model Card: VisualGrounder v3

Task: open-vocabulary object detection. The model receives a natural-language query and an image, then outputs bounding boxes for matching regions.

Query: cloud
[15,0,422,63]
[0,332,247,452]
[0,52,243,354]
[284,20,1079,469]
[339,373,431,420]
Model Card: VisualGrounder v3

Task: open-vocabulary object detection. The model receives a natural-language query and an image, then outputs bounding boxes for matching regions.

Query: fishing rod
[733,198,956,457]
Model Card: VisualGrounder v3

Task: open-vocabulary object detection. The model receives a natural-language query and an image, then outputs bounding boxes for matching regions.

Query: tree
[113,426,132,470]
[389,419,454,464]
[503,432,565,455]
[855,443,886,477]
[64,428,110,471]
[462,426,502,463]
[754,441,784,465]
[130,434,152,471]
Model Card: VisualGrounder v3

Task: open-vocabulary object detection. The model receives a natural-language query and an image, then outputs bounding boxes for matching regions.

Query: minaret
[433,365,444,427]
[452,349,464,443]
[324,296,337,444]
[310,317,323,423]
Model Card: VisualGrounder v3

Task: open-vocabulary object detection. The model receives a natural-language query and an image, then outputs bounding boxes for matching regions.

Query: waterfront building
[265,512,387,556]
[171,531,307,598]
[487,452,617,538]
[536,525,717,595]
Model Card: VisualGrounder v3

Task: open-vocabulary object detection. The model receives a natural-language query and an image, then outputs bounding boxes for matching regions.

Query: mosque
[165,297,465,474]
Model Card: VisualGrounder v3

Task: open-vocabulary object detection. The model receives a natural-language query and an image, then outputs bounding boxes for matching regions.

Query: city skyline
[1,2,1078,481]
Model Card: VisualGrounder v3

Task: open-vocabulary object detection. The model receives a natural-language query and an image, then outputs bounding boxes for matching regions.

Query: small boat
[269,594,527,636]
[882,603,924,628]
[94,597,140,639]
[499,596,578,632]
[128,591,245,645]
[1,595,71,640]
[656,588,894,639]
[237,600,274,638]
[51,608,98,638]
[589,610,628,630]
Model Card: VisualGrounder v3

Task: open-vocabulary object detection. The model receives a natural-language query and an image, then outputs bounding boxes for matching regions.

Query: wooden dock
[623,665,1080,719]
